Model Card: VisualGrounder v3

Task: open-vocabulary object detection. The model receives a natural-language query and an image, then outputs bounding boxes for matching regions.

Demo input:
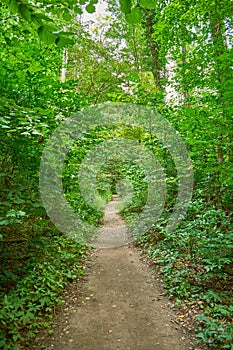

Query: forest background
[0,0,232,349]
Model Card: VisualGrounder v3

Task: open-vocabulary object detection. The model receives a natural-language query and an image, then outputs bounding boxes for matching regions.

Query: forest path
[37,196,193,350]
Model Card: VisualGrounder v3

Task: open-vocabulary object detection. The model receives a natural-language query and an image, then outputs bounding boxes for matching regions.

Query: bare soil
[35,196,196,350]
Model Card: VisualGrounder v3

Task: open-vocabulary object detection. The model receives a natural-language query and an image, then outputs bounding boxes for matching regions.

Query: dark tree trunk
[144,9,162,89]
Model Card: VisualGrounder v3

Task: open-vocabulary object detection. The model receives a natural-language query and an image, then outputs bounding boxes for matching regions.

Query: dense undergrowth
[0,218,89,350]
[121,185,233,349]
[139,210,232,349]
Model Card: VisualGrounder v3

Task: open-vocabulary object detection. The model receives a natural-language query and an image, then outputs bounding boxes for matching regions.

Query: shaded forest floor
[32,196,197,350]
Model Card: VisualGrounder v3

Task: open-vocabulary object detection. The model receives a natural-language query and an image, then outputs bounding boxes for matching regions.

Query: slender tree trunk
[210,17,226,97]
[144,9,162,89]
[61,48,68,83]
[132,27,140,73]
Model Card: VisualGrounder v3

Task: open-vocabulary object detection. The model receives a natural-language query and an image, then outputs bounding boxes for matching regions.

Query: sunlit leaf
[139,0,158,9]
[125,7,142,24]
[37,26,56,45]
[119,0,132,14]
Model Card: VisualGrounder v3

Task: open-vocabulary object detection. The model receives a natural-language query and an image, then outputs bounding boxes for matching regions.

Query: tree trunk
[61,48,68,83]
[144,9,162,89]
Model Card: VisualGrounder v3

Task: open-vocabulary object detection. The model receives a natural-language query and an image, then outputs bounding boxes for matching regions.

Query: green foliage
[0,226,88,350]
[120,0,158,23]
[0,8,94,347]
[86,4,95,13]
[1,0,232,349]
[62,135,106,226]
[62,126,149,226]
[125,198,233,349]
[119,0,132,14]
[1,0,73,47]
[139,0,158,9]
[126,7,143,25]
[0,210,26,226]
[196,314,233,349]
[2,0,99,46]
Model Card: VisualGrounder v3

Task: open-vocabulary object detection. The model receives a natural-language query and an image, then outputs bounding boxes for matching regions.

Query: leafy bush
[123,187,233,349]
[0,229,89,350]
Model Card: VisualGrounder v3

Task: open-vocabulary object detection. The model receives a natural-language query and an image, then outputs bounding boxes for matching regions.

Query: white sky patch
[80,0,108,24]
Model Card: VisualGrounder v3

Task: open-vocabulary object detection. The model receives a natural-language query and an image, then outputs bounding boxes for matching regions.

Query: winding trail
[37,196,193,350]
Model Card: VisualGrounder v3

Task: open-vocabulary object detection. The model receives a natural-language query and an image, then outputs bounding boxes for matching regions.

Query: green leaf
[18,4,31,22]
[34,12,53,22]
[86,4,95,13]
[13,198,25,204]
[56,35,74,48]
[37,26,56,45]
[139,0,158,9]
[74,6,83,14]
[8,0,19,14]
[119,0,132,14]
[126,7,142,24]
[79,0,88,4]
[30,14,43,29]
[0,220,8,225]
[63,9,72,21]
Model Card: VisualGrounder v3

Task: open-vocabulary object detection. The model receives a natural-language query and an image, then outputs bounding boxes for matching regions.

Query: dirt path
[37,196,194,350]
